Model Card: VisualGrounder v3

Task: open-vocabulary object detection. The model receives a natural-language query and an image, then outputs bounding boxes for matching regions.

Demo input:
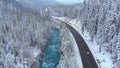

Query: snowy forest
[0,0,120,68]
[0,0,51,67]
[51,0,120,67]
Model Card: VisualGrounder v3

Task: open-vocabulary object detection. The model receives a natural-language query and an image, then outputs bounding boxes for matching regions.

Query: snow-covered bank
[69,30,83,68]
[53,16,117,68]
[57,23,83,68]
[51,19,83,68]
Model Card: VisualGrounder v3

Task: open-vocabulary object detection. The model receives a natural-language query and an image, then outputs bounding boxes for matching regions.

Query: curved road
[65,23,98,68]
[54,18,98,68]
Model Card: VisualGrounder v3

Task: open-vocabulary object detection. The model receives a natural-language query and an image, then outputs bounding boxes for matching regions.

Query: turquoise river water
[41,28,61,68]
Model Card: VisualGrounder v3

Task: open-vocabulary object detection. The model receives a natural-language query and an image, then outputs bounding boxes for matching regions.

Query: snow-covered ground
[52,17,83,68]
[69,30,83,68]
[52,16,115,68]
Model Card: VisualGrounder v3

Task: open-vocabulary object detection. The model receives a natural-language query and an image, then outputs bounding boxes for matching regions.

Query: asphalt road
[65,23,98,68]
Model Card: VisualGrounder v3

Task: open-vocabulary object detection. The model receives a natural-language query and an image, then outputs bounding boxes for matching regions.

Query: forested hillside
[0,0,50,68]
[52,0,120,67]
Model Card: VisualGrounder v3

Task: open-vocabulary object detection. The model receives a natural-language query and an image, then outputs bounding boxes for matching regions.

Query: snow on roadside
[82,30,114,68]
[52,16,115,68]
[69,30,83,68]
[53,16,83,68]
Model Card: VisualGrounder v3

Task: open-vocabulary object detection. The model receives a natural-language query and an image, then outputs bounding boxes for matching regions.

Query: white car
[87,52,90,55]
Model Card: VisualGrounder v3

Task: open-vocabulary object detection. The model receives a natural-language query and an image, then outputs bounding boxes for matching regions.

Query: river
[41,28,61,68]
